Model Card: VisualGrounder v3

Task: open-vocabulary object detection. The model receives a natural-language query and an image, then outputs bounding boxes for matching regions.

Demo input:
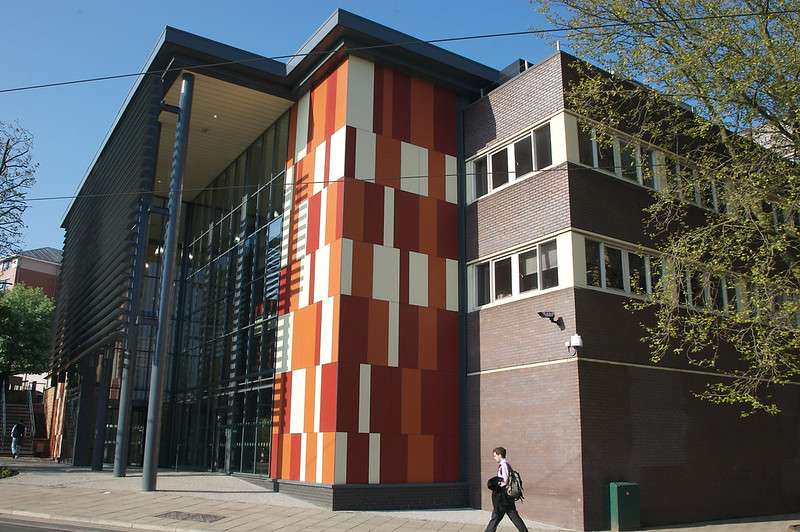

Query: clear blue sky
[1,1,559,251]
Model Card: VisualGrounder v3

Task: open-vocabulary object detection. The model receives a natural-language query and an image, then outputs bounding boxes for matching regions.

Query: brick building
[49,10,799,531]
[0,247,61,298]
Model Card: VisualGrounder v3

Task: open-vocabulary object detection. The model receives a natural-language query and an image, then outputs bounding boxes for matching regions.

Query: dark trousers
[485,493,528,532]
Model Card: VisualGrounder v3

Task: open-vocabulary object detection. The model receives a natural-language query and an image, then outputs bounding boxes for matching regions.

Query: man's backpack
[505,467,524,501]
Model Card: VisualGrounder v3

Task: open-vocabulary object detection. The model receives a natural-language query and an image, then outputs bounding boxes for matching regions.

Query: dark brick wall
[578,360,800,530]
[465,164,571,261]
[464,53,565,158]
[466,361,584,530]
[574,287,800,529]
[15,267,59,299]
[467,288,576,373]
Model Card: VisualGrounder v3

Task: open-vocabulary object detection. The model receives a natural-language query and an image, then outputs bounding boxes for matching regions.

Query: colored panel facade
[270,56,461,486]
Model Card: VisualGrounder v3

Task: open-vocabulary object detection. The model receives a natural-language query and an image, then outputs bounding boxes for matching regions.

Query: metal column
[142,72,194,492]
[91,349,113,471]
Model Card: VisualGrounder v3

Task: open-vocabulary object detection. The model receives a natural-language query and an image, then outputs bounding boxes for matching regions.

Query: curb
[0,508,209,532]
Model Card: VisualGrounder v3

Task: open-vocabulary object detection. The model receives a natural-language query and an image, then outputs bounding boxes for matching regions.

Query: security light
[538,310,565,330]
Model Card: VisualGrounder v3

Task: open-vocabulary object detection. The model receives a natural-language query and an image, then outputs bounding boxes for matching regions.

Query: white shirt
[497,458,510,487]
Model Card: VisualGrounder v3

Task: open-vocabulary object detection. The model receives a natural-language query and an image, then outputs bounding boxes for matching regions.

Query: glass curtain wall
[164,111,289,474]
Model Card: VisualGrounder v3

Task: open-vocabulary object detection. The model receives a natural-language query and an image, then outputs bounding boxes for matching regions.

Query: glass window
[628,252,647,294]
[514,136,533,177]
[725,279,738,311]
[491,149,509,189]
[578,124,594,166]
[494,257,513,300]
[619,141,638,181]
[518,249,538,292]
[586,239,602,287]
[640,148,656,189]
[268,173,285,221]
[697,180,715,210]
[274,113,290,176]
[474,157,488,198]
[712,276,725,310]
[604,245,624,290]
[649,257,662,292]
[534,123,552,170]
[477,263,490,306]
[539,240,558,289]
[596,133,615,173]
[690,272,706,307]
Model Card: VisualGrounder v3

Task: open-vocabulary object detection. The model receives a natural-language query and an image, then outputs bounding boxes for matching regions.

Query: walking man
[485,446,528,532]
[10,421,25,459]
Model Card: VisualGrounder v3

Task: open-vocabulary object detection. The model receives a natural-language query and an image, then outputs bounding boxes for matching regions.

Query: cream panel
[388,302,399,367]
[313,140,326,195]
[445,258,459,311]
[329,127,347,181]
[408,251,429,307]
[295,92,310,161]
[275,313,293,373]
[372,245,400,302]
[334,432,348,484]
[358,364,371,433]
[313,244,330,303]
[346,56,374,131]
[383,187,395,247]
[289,368,306,434]
[319,297,334,364]
[550,112,569,167]
[445,155,457,204]
[369,433,381,484]
[340,238,353,296]
[355,128,377,182]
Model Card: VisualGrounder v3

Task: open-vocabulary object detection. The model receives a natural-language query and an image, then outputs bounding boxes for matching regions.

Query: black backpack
[506,466,524,501]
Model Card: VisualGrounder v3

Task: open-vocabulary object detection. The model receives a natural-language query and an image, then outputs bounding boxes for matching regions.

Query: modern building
[49,10,800,531]
[0,246,61,297]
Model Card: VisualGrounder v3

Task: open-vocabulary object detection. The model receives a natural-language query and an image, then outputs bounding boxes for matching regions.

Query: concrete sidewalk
[0,458,797,531]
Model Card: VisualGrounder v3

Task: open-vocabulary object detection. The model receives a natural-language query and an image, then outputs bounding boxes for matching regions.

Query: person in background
[10,420,25,459]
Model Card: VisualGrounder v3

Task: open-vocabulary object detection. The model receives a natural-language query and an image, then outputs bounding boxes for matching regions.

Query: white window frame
[586,239,657,296]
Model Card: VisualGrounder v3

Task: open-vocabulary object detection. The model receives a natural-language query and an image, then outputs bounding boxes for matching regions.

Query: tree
[0,122,37,257]
[0,284,55,389]
[540,0,800,413]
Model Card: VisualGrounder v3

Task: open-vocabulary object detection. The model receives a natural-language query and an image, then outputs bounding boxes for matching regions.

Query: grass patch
[0,466,17,479]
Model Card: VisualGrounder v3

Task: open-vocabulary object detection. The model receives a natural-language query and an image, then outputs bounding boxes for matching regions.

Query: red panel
[290,433,302,480]
[436,309,459,373]
[433,85,457,156]
[338,295,369,364]
[398,304,419,369]
[336,363,360,433]
[420,370,441,435]
[362,184,384,245]
[436,200,458,259]
[347,432,370,484]
[278,265,291,315]
[373,64,384,135]
[279,372,292,434]
[399,249,409,306]
[427,150,446,202]
[325,68,338,139]
[370,365,401,434]
[306,192,321,254]
[380,433,408,483]
[434,434,460,482]
[319,363,339,432]
[393,191,419,251]
[344,126,357,179]
[392,71,411,143]
[350,241,373,299]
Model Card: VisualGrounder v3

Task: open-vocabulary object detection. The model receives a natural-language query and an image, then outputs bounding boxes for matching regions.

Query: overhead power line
[1,8,797,94]
[23,162,707,202]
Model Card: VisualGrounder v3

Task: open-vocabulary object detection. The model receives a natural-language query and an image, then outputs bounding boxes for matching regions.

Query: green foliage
[541,0,800,413]
[0,284,55,377]
[0,467,16,479]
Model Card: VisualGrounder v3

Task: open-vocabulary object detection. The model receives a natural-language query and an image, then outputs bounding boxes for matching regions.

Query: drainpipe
[142,72,194,492]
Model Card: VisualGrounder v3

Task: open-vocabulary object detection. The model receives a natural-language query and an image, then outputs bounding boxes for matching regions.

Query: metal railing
[26,388,36,438]
[1,379,6,445]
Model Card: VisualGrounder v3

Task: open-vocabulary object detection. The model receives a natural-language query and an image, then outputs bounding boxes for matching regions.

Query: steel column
[91,348,113,470]
[142,72,194,491]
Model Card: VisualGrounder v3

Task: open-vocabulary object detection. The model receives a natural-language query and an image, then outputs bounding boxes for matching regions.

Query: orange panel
[427,150,445,201]
[367,299,389,365]
[375,134,401,189]
[418,196,437,256]
[417,307,438,370]
[328,239,342,296]
[322,432,336,484]
[342,180,365,242]
[401,368,422,434]
[410,78,434,150]
[427,255,446,310]
[335,61,349,131]
[325,181,342,245]
[292,303,319,370]
[305,432,318,482]
[351,241,374,299]
[304,368,316,433]
[281,433,292,479]
[407,434,434,483]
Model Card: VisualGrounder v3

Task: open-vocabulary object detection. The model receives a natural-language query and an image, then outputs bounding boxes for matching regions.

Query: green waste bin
[609,481,640,531]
